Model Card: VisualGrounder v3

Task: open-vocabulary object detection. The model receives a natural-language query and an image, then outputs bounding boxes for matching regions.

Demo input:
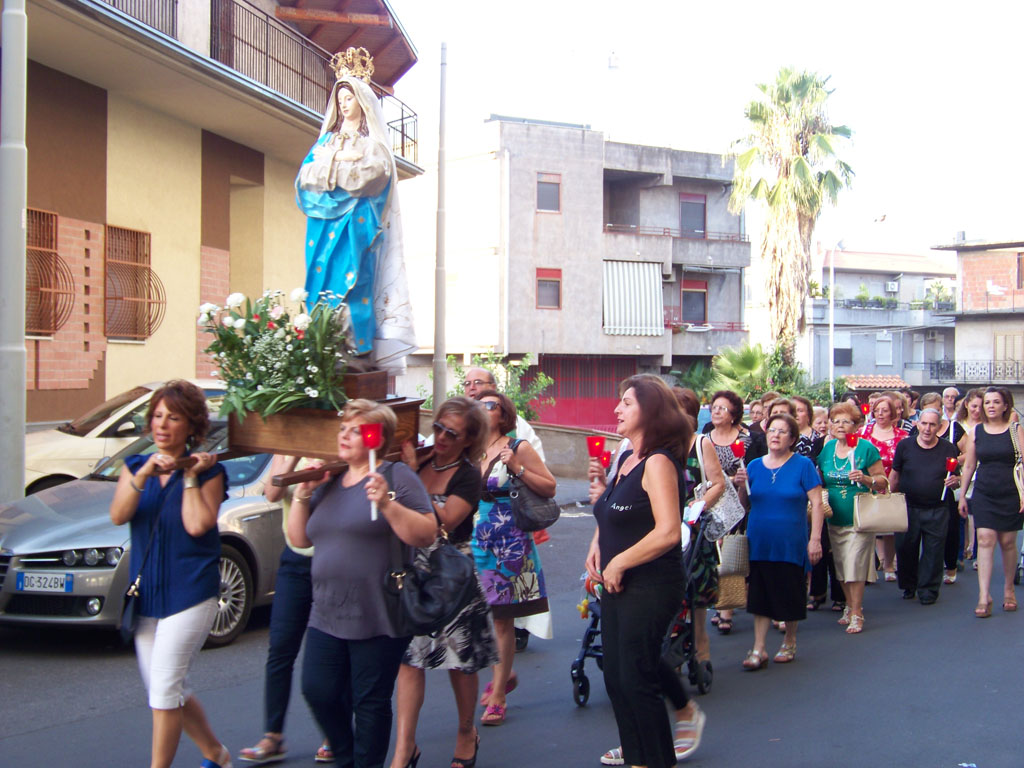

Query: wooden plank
[274,7,392,26]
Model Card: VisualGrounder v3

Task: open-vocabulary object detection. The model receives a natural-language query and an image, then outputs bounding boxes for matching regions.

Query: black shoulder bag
[507,439,560,532]
[121,508,158,643]
[382,462,478,636]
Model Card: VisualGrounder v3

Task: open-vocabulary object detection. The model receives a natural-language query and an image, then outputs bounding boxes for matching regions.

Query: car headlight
[84,548,101,566]
[105,548,123,566]
[62,550,81,566]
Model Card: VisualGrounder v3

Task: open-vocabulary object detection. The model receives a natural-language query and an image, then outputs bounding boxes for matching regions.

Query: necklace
[431,457,461,472]
[764,454,790,483]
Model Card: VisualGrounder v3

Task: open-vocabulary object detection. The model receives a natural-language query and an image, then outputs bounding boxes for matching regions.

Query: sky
[387,0,1024,256]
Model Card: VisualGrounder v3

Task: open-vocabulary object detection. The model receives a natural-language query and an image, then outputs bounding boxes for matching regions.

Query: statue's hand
[336,149,364,163]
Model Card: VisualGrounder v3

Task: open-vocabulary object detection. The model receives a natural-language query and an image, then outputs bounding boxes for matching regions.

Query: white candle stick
[369,447,378,521]
[739,458,750,495]
[940,472,950,502]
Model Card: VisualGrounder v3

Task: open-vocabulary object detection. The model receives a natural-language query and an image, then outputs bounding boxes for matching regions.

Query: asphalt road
[3,505,1024,768]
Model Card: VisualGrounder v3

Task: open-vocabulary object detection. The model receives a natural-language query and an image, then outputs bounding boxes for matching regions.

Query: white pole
[828,242,837,402]
[431,43,447,413]
[1,0,28,502]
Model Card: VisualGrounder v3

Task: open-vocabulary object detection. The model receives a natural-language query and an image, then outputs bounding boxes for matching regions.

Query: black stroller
[570,513,713,706]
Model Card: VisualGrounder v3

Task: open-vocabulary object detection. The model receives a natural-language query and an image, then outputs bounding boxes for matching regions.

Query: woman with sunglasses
[390,397,497,768]
[471,390,556,726]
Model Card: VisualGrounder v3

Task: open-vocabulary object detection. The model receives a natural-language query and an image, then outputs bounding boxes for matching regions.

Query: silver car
[0,425,283,647]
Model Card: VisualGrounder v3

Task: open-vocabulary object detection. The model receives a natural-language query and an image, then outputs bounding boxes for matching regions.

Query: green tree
[670,360,717,402]
[730,68,854,362]
[712,342,769,399]
[417,351,554,420]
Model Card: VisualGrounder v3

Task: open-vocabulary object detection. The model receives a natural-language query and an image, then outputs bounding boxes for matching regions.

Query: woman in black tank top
[587,375,706,767]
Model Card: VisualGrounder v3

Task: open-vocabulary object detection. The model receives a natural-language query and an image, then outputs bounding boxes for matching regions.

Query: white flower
[199,302,218,314]
[290,288,309,302]
[226,292,246,309]
[275,328,286,339]
[245,372,254,380]
[233,318,247,330]
[270,305,285,320]
[307,365,319,374]
[292,313,312,331]
[305,388,319,398]
[296,377,305,384]
[221,315,234,328]
[197,314,209,326]
[286,344,294,352]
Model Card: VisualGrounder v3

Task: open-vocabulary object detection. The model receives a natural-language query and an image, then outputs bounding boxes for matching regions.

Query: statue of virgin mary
[295,47,415,372]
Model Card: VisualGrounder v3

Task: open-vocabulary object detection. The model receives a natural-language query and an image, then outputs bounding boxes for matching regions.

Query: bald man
[463,366,545,461]
[941,387,960,423]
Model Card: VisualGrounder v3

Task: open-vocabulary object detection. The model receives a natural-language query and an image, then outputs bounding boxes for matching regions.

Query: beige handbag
[716,573,748,610]
[717,533,749,577]
[853,478,908,534]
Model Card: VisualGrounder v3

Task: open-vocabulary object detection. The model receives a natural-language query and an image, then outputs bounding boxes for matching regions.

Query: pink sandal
[480,703,506,726]
[478,673,517,706]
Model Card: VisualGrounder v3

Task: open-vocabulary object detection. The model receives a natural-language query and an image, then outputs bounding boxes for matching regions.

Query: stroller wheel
[687,658,698,685]
[572,675,590,706]
[696,660,713,694]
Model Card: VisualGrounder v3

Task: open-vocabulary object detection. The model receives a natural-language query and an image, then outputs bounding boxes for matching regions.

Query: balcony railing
[929,359,1024,384]
[100,0,177,37]
[209,0,417,164]
[605,223,749,243]
[663,307,746,332]
[953,289,1024,314]
[815,297,957,312]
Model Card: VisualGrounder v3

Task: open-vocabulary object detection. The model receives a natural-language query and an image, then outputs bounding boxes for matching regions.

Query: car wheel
[26,475,76,495]
[205,544,253,648]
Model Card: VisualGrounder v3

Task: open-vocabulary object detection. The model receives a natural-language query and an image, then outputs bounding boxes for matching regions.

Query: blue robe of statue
[296,132,392,355]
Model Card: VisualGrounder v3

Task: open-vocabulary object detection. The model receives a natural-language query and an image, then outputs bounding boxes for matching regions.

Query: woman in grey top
[288,399,436,768]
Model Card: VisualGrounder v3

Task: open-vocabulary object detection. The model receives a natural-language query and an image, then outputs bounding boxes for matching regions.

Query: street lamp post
[828,239,844,402]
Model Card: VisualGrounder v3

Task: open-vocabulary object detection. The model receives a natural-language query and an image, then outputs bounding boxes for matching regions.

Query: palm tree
[730,68,853,362]
[712,342,768,399]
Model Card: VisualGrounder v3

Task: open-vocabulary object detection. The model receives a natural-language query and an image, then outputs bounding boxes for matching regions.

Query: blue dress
[746,454,821,571]
[471,454,548,619]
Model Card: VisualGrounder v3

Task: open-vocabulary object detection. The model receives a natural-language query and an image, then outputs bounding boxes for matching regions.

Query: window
[679,193,706,238]
[536,268,561,309]
[833,331,852,366]
[25,208,75,335]
[537,172,560,212]
[105,225,166,340]
[681,279,707,324]
[875,332,893,366]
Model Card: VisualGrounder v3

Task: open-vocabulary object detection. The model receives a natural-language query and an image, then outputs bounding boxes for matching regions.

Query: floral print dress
[859,422,908,476]
[471,448,549,619]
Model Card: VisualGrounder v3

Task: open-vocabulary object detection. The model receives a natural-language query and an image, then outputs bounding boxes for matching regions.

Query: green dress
[816,438,882,527]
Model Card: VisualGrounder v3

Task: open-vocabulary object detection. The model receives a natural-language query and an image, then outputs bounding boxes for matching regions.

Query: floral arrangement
[198,288,353,419]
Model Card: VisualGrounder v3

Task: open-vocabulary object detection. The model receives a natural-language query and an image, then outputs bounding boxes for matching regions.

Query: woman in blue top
[109,380,231,768]
[734,414,824,670]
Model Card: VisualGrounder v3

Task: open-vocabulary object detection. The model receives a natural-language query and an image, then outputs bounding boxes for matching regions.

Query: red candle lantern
[730,440,746,459]
[586,435,606,458]
[359,422,383,450]
[946,457,959,473]
[860,403,871,416]
[600,450,612,469]
[845,433,859,448]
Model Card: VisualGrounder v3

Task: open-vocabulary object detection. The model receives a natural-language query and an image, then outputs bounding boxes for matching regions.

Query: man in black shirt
[890,408,961,604]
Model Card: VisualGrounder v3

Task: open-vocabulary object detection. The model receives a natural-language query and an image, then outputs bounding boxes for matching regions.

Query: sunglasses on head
[480,401,499,411]
[432,421,462,440]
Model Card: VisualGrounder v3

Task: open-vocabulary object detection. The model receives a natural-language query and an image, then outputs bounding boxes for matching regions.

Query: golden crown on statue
[330,47,375,83]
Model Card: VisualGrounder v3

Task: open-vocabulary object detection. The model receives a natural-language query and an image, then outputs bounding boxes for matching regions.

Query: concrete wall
[177,0,211,55]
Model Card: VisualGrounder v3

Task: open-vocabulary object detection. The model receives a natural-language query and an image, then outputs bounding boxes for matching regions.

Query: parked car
[23,379,225,495]
[1,424,282,647]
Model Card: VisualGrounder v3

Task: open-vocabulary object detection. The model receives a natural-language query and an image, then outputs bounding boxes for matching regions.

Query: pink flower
[270,305,285,320]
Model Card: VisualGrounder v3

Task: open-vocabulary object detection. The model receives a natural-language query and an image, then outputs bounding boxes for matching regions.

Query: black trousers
[943,495,960,570]
[809,524,844,602]
[602,566,686,768]
[301,627,410,768]
[896,503,949,600]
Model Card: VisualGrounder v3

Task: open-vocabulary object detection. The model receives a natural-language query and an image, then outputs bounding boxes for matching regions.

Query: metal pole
[1,0,28,502]
[828,242,836,402]
[431,43,447,412]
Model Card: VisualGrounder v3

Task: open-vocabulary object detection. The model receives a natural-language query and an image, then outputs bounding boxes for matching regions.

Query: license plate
[16,571,74,593]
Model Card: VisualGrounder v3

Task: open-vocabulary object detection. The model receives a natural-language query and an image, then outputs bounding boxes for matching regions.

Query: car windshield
[60,386,152,436]
[91,425,268,487]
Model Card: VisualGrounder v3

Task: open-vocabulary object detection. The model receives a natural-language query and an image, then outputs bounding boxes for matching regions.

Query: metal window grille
[99,0,177,37]
[26,209,76,336]
[104,226,166,340]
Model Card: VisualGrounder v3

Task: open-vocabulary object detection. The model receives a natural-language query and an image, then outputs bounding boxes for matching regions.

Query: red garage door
[527,355,637,432]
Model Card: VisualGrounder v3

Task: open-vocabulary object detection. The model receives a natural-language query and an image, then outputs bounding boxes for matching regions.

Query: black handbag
[507,440,560,532]
[121,503,158,643]
[382,463,478,636]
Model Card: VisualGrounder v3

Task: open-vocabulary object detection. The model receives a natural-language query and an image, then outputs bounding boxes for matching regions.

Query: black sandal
[806,595,826,611]
[716,618,732,634]
[830,601,846,613]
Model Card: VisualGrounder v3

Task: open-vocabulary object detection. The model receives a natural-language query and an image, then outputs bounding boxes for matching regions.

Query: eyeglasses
[710,404,731,412]
[462,379,490,389]
[480,401,499,411]
[831,419,854,426]
[766,427,790,435]
[432,421,462,440]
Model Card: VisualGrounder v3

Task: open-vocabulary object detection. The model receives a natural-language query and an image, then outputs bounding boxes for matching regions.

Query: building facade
[931,240,1024,400]
[17,0,418,421]
[798,248,957,392]
[399,116,749,430]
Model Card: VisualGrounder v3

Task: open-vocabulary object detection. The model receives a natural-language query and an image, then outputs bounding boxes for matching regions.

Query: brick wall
[960,250,1022,311]
[26,217,107,390]
[196,245,230,376]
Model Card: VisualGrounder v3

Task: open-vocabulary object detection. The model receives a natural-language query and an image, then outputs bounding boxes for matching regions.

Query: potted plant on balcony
[198,290,414,459]
[868,295,885,308]
[852,282,870,308]
[883,297,899,309]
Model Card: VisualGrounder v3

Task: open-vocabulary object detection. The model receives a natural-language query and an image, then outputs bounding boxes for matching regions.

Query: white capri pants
[134,597,218,709]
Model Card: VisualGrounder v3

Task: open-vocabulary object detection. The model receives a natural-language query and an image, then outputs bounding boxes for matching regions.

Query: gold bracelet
[294,493,312,502]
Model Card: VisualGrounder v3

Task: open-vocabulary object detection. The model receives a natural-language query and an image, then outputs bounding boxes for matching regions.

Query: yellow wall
[261,155,308,295]
[229,182,265,298]
[105,95,202,396]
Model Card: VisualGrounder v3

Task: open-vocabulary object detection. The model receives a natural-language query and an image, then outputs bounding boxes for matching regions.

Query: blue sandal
[201,746,232,768]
